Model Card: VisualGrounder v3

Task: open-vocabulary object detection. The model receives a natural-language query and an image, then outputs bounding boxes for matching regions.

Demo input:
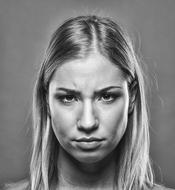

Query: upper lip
[74,137,104,142]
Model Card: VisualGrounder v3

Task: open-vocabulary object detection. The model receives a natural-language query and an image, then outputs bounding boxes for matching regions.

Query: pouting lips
[74,137,104,142]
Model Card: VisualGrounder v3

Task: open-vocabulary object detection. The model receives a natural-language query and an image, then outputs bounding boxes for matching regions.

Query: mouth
[73,137,105,150]
[74,137,104,142]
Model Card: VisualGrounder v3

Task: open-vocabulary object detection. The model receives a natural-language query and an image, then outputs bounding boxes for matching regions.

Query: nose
[77,100,99,133]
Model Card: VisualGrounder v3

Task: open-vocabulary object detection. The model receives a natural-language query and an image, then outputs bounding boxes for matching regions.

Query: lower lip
[75,141,103,150]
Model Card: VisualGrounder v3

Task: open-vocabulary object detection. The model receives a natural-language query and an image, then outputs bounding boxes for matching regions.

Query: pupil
[67,95,73,100]
[104,94,110,99]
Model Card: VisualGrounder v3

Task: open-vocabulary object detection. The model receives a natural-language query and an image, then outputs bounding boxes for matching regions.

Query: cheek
[101,98,129,143]
[49,103,76,141]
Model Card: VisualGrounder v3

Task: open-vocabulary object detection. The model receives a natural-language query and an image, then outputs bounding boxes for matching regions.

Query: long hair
[30,15,154,190]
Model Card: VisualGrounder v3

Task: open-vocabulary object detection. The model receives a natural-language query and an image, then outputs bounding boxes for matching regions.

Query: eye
[99,93,117,103]
[55,94,77,104]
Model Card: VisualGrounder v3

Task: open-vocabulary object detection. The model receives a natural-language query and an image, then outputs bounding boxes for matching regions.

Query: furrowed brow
[56,86,121,95]
[56,87,81,96]
[94,86,122,95]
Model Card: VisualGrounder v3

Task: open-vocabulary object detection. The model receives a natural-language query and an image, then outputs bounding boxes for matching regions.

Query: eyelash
[57,94,78,104]
[99,93,118,103]
[55,93,119,105]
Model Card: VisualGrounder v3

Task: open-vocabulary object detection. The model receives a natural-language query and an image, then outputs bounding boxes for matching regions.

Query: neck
[57,147,117,189]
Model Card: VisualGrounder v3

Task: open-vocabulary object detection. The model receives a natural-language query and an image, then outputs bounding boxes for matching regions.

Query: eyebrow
[55,86,122,95]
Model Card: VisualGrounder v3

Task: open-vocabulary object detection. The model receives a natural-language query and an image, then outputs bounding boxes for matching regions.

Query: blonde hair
[30,15,154,190]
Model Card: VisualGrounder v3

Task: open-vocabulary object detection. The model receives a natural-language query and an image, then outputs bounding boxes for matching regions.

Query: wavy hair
[30,15,154,190]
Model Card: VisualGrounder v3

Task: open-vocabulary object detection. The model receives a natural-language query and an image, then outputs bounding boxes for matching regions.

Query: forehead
[50,53,126,91]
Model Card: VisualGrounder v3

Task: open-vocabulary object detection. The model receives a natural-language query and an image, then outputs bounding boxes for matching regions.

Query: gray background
[0,0,175,188]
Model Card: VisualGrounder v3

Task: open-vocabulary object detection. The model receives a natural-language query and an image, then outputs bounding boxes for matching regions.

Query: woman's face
[48,53,129,164]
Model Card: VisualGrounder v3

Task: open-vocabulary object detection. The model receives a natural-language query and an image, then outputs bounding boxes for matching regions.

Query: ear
[128,80,138,114]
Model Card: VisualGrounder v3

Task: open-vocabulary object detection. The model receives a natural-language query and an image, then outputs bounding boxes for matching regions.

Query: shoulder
[2,179,29,190]
[152,184,175,190]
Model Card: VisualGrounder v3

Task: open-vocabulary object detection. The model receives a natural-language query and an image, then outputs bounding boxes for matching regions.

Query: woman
[3,15,174,190]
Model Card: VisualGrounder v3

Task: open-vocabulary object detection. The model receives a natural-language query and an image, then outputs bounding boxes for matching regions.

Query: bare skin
[56,147,117,190]
[48,52,129,189]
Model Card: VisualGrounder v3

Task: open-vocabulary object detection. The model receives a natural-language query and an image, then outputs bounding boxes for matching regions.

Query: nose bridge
[79,99,96,128]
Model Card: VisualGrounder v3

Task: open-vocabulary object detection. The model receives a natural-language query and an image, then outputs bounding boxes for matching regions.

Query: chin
[72,150,109,164]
